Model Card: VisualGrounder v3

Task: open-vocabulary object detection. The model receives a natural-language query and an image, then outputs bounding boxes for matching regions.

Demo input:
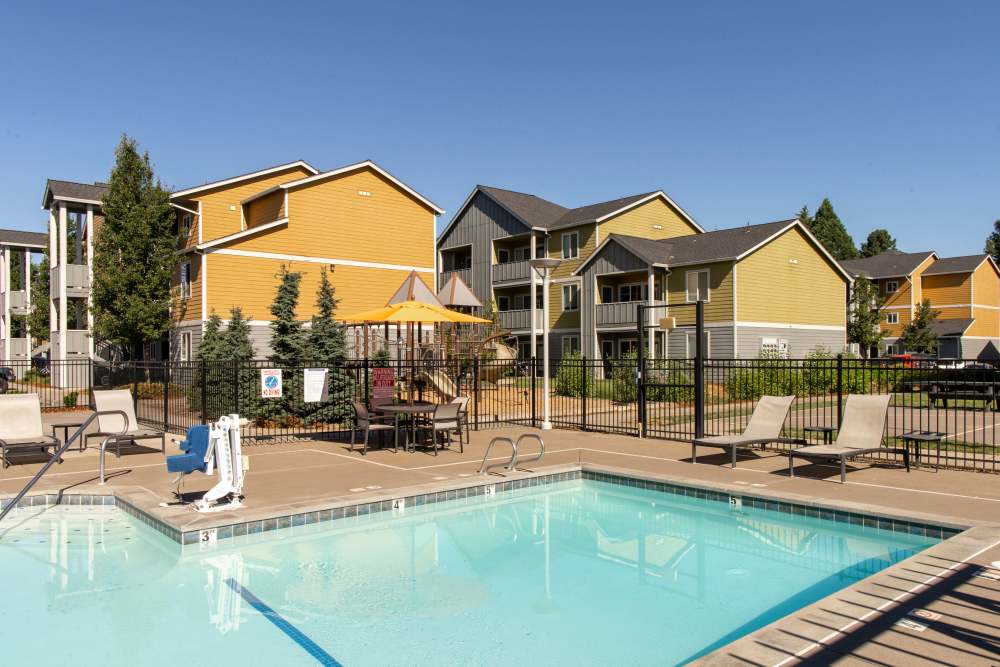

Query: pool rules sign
[260,369,283,398]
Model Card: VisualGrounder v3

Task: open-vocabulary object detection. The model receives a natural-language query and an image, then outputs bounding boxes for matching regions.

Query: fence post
[836,353,844,428]
[636,303,646,437]
[694,300,705,439]
[473,354,481,431]
[363,357,370,405]
[581,356,588,432]
[530,356,537,428]
[200,362,208,425]
[162,362,170,433]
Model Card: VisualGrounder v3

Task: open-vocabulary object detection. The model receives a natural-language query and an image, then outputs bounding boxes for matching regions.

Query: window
[685,330,711,358]
[618,283,646,302]
[179,261,192,299]
[885,280,899,294]
[497,295,510,311]
[562,336,580,356]
[601,285,614,303]
[685,270,710,303]
[561,232,579,259]
[885,312,899,324]
[536,242,546,258]
[761,337,789,358]
[178,213,192,239]
[497,248,510,264]
[619,338,638,356]
[179,332,191,362]
[561,284,579,311]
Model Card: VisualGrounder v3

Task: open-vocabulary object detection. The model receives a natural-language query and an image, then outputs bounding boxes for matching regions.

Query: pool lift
[166,414,249,513]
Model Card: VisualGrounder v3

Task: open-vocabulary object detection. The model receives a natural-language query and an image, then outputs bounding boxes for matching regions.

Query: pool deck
[2,412,999,665]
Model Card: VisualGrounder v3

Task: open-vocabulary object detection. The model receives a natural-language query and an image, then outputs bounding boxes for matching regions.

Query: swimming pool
[0,477,943,666]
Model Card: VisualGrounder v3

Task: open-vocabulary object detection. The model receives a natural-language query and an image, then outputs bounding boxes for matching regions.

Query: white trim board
[593,190,705,233]
[188,218,288,252]
[170,160,319,199]
[274,160,444,214]
[735,321,846,332]
[205,248,435,273]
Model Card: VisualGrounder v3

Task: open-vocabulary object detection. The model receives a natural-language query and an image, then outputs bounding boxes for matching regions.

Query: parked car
[0,367,15,394]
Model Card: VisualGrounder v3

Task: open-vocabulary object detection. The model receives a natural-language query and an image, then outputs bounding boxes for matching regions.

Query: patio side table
[51,419,88,452]
[803,425,836,445]
[902,431,946,469]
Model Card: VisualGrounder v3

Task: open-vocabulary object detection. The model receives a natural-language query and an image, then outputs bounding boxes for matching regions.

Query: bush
[555,353,585,397]
[646,369,695,403]
[63,391,78,408]
[611,351,638,402]
[800,348,838,395]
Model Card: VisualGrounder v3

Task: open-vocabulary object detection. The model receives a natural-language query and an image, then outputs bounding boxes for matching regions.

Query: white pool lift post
[195,414,249,513]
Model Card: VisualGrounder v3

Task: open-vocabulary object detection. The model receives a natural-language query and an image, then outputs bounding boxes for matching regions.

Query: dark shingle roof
[923,255,989,276]
[932,318,975,337]
[605,219,797,267]
[42,179,109,209]
[477,186,667,231]
[0,228,47,247]
[549,192,658,230]
[840,250,935,279]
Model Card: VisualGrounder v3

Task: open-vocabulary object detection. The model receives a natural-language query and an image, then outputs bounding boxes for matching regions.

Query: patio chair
[350,401,397,455]
[691,395,804,468]
[0,394,62,468]
[418,402,463,456]
[788,394,907,483]
[86,389,166,456]
[450,396,471,445]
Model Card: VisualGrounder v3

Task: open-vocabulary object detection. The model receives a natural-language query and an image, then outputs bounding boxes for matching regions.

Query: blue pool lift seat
[166,424,211,480]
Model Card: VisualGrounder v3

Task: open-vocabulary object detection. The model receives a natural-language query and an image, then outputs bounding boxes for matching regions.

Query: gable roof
[438,186,702,242]
[169,160,319,199]
[387,270,441,305]
[574,219,853,281]
[437,273,482,308]
[840,250,937,279]
[932,318,975,337]
[0,228,47,248]
[41,179,109,209]
[923,254,993,276]
[277,160,443,214]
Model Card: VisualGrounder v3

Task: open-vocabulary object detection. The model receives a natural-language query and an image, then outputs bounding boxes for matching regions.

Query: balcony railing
[51,329,90,357]
[0,337,29,360]
[499,309,543,331]
[491,261,531,284]
[596,300,665,327]
[438,267,472,290]
[0,290,28,315]
[50,264,90,298]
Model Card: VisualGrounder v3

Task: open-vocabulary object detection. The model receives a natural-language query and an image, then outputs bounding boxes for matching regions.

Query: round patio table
[377,402,438,452]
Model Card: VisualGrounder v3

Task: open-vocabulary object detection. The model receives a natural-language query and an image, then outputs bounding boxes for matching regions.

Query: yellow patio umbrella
[340,300,490,324]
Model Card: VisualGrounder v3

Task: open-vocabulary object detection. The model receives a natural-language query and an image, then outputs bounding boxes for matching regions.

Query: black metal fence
[2,355,999,471]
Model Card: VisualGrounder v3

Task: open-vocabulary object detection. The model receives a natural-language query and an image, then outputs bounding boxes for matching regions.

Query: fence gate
[641,357,699,441]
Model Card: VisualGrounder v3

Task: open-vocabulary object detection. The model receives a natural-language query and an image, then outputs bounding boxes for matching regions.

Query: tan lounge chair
[0,394,62,468]
[692,395,804,467]
[86,389,166,456]
[788,394,908,483]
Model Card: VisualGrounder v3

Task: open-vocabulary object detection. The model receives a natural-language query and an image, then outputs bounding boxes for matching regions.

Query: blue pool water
[0,480,940,666]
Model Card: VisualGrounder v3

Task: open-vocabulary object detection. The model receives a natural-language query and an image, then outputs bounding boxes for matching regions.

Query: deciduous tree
[846,276,884,357]
[899,299,939,354]
[984,220,1000,263]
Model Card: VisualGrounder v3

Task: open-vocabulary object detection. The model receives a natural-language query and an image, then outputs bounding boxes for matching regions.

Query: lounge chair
[86,389,166,456]
[0,394,62,468]
[691,395,804,467]
[788,394,907,483]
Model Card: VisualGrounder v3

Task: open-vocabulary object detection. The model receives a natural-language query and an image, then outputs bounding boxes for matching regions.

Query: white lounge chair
[0,394,62,468]
[691,395,804,467]
[87,389,166,456]
[788,394,908,483]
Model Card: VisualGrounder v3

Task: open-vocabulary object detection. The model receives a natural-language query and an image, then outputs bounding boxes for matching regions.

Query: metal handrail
[0,410,128,524]
[513,434,545,469]
[479,436,517,475]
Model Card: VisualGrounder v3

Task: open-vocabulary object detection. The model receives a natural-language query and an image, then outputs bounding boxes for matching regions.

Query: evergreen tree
[984,220,1000,263]
[846,276,884,357]
[259,266,307,425]
[28,253,49,342]
[899,299,939,354]
[223,307,256,360]
[797,205,811,227]
[304,268,354,425]
[91,135,175,357]
[222,307,258,420]
[809,198,858,260]
[196,312,224,360]
[859,229,897,258]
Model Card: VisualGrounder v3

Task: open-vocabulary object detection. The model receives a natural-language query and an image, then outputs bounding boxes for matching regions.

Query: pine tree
[196,312,224,360]
[899,299,939,354]
[860,229,897,258]
[984,220,1000,263]
[809,198,858,261]
[846,276,884,357]
[797,205,811,227]
[223,307,256,360]
[260,266,307,425]
[304,267,354,425]
[28,253,49,342]
[91,135,175,357]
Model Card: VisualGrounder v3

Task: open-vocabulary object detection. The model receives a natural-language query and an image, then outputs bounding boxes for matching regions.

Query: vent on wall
[358,190,371,197]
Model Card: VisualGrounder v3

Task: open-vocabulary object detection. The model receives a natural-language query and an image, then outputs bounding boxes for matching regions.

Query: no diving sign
[261,369,283,398]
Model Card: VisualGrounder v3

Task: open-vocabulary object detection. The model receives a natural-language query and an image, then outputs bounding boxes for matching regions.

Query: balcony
[0,290,28,315]
[596,300,665,327]
[50,264,90,298]
[499,309,543,332]
[0,337,29,360]
[491,261,531,284]
[51,329,90,358]
[438,267,472,290]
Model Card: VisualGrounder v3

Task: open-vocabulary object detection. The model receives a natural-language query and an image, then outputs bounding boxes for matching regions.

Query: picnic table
[901,379,1000,411]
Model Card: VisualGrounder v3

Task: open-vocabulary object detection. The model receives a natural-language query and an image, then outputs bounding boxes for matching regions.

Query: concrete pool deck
[2,415,999,665]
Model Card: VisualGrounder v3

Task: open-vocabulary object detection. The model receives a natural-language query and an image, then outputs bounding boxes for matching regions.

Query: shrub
[646,369,695,403]
[800,348,838,395]
[610,351,638,402]
[555,353,585,397]
[63,391,78,408]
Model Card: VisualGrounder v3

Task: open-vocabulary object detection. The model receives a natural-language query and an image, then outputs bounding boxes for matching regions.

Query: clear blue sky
[2,1,997,256]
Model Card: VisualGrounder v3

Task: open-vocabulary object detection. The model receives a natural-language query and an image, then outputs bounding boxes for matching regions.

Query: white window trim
[886,312,899,324]
[685,269,711,303]
[684,330,711,358]
[561,231,580,260]
[561,336,580,357]
[179,261,192,299]
[179,332,191,362]
[179,213,192,239]
[618,281,646,303]
[561,284,580,311]
[618,338,638,356]
[885,280,899,294]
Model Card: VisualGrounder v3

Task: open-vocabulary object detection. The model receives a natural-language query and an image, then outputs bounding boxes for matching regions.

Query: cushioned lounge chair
[0,394,62,468]
[788,394,908,483]
[86,389,166,456]
[691,395,804,467]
